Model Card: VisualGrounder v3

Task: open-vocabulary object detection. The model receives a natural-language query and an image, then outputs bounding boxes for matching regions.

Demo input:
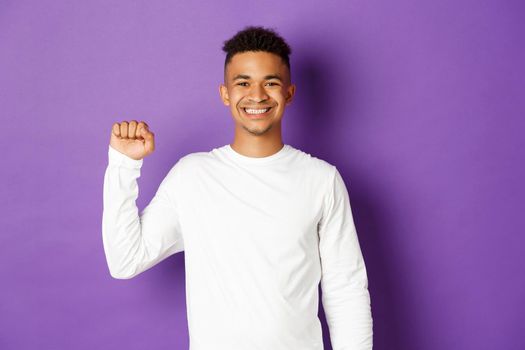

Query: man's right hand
[109,120,155,160]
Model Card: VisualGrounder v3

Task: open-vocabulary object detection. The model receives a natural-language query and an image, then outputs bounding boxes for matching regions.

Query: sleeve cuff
[108,145,144,169]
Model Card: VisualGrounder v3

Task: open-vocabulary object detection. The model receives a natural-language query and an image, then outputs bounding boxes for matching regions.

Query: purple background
[1,1,523,349]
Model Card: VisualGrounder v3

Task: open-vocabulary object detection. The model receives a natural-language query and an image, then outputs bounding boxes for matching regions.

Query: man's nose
[248,84,269,102]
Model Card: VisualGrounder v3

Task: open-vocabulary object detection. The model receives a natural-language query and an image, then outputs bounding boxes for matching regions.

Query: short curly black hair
[222,25,292,73]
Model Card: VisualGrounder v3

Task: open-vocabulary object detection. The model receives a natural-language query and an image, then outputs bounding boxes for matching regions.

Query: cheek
[228,91,244,105]
[271,90,287,105]
[229,94,242,114]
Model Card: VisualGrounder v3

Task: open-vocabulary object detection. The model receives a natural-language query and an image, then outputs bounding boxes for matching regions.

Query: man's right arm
[102,145,185,279]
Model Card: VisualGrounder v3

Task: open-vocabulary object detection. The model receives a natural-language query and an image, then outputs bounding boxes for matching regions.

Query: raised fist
[109,120,155,160]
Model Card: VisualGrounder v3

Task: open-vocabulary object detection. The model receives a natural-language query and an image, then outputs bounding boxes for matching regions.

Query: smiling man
[219,47,295,149]
[102,26,373,350]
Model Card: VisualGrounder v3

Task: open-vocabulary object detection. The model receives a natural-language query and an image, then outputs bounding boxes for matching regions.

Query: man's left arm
[318,166,373,350]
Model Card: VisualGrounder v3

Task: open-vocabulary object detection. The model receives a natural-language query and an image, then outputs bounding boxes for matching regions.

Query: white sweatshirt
[102,143,373,350]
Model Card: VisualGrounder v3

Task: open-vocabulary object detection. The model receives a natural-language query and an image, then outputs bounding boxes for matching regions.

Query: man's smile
[241,106,273,118]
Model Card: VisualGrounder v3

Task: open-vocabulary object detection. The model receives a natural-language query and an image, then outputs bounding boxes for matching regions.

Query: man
[102,25,373,350]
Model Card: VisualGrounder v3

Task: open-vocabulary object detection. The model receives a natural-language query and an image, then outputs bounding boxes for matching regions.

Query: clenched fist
[109,120,155,160]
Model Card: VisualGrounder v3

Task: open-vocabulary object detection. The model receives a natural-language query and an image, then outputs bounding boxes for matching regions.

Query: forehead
[225,51,288,79]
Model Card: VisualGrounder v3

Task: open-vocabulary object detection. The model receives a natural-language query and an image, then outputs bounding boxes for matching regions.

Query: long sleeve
[318,166,373,350]
[102,145,185,279]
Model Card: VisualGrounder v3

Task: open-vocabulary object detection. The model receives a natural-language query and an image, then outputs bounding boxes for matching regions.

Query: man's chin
[241,122,273,136]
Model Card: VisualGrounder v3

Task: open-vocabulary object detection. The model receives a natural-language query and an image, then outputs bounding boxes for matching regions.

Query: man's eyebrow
[232,74,250,81]
[232,74,283,82]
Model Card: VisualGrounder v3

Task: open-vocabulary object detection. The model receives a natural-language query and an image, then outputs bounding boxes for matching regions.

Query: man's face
[219,51,296,136]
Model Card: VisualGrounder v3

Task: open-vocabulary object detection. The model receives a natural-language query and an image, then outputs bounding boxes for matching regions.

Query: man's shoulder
[177,149,216,167]
[167,149,216,176]
[292,146,336,175]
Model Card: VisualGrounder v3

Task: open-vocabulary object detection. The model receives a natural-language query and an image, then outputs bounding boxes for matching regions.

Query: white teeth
[244,108,269,115]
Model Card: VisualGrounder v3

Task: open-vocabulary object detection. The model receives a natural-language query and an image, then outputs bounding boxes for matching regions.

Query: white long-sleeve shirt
[102,143,373,350]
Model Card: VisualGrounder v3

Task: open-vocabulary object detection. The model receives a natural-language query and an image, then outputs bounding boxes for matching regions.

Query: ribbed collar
[223,143,292,165]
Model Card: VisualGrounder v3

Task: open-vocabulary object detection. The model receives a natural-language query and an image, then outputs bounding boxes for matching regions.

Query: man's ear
[285,83,296,106]
[219,83,230,106]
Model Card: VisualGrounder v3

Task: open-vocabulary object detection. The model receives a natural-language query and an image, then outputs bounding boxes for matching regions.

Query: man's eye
[236,82,279,87]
